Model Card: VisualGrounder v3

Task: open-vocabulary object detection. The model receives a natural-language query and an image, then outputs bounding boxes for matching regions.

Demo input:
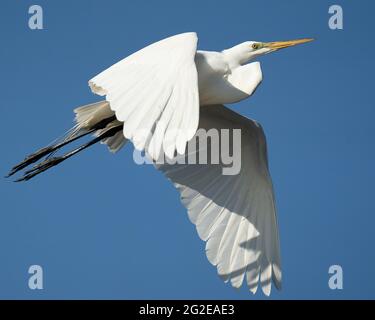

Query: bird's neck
[222,45,252,68]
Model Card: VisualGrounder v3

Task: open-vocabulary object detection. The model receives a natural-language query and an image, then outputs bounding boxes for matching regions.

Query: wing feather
[89,32,199,160]
[156,104,281,295]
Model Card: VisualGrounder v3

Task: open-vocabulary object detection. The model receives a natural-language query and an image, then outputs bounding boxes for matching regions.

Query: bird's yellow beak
[263,38,314,50]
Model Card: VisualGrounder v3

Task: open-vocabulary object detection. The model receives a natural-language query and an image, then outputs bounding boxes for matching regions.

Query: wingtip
[249,285,258,295]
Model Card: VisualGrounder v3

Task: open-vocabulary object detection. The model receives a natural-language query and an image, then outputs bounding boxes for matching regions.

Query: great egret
[7,33,313,295]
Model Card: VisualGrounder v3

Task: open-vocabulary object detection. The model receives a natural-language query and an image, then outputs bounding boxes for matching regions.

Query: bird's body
[195,50,261,105]
[7,32,313,296]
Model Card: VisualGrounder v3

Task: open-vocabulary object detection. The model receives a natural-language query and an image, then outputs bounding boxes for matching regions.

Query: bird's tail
[6,100,126,182]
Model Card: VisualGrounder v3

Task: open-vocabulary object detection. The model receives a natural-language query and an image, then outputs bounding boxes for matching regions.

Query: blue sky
[1,0,374,299]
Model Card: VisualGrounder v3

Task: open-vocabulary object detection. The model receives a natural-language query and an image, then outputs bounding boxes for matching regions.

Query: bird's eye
[252,43,260,50]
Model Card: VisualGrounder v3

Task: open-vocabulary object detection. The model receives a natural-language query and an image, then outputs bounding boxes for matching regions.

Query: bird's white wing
[156,105,281,295]
[89,32,199,160]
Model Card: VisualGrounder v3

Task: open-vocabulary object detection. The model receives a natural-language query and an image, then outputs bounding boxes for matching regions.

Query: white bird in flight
[7,32,313,295]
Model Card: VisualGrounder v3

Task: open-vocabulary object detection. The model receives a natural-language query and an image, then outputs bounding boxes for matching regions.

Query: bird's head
[224,38,314,66]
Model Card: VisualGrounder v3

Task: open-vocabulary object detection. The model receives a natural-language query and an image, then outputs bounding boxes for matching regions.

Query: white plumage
[9,32,313,296]
[89,33,199,160]
[156,105,281,295]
